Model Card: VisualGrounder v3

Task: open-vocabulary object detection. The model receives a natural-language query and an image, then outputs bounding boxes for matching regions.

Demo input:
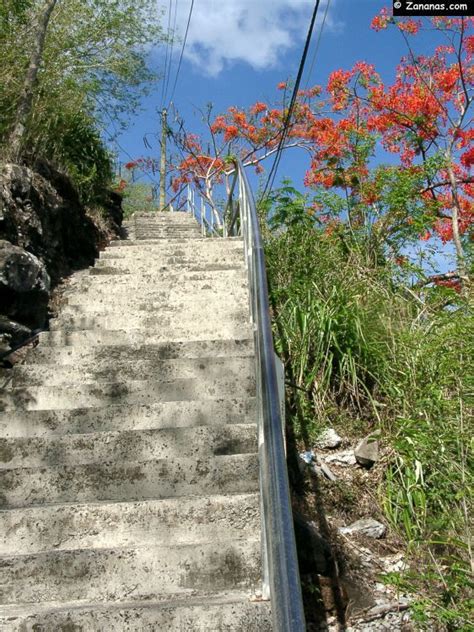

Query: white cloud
[170,0,340,77]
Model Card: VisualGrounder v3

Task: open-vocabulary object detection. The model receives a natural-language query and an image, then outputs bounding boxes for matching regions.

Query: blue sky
[111,0,462,272]
[114,0,415,190]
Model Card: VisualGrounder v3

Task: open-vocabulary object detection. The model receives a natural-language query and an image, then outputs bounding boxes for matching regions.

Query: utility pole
[160,108,167,211]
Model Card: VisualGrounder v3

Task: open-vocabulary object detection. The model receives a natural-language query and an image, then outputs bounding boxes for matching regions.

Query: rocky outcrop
[0,241,50,341]
[0,162,122,354]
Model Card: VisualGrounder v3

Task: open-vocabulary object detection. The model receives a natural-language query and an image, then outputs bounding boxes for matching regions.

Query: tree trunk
[445,157,469,286]
[9,0,58,162]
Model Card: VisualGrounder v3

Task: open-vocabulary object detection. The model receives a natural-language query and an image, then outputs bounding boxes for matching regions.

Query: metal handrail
[225,159,305,630]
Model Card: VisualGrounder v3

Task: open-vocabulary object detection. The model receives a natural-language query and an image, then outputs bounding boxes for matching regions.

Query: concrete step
[60,292,248,314]
[132,233,202,240]
[38,323,253,346]
[128,220,199,225]
[62,282,249,306]
[0,214,266,628]
[0,453,259,508]
[0,396,256,438]
[129,219,199,225]
[75,267,246,283]
[0,424,257,469]
[49,306,249,333]
[11,356,254,387]
[0,592,272,632]
[100,239,243,259]
[0,492,260,555]
[131,225,199,231]
[92,261,243,275]
[62,274,248,296]
[97,256,244,269]
[127,223,200,229]
[108,237,242,248]
[131,224,200,229]
[126,212,198,220]
[48,313,249,335]
[131,230,202,238]
[23,338,254,366]
[0,539,262,605]
[0,369,255,411]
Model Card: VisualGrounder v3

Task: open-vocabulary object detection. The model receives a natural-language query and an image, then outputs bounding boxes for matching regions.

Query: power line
[168,0,195,107]
[163,0,179,107]
[304,0,332,91]
[160,0,174,109]
[261,0,323,200]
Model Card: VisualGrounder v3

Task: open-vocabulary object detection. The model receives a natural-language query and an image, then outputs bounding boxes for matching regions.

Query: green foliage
[121,181,157,218]
[264,185,473,629]
[261,179,315,230]
[0,0,165,204]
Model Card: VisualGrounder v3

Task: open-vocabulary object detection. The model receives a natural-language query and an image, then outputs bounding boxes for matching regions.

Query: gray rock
[0,241,50,334]
[0,315,32,349]
[339,517,387,539]
[0,241,50,294]
[355,430,381,467]
[0,162,123,345]
[315,428,342,449]
[324,450,357,466]
[0,161,122,287]
[319,463,338,481]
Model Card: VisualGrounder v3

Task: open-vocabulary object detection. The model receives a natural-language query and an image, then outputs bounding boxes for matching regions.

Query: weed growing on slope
[265,223,473,630]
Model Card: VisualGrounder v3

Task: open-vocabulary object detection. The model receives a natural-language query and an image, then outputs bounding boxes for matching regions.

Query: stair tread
[0,492,261,555]
[0,424,257,469]
[23,339,254,364]
[0,453,259,508]
[0,396,257,437]
[0,539,262,605]
[0,590,271,631]
[11,355,254,386]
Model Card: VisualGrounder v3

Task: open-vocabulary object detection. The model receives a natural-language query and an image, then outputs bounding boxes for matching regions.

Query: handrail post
[201,197,205,237]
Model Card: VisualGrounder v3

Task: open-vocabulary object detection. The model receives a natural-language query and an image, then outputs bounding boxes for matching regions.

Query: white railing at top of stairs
[186,160,306,631]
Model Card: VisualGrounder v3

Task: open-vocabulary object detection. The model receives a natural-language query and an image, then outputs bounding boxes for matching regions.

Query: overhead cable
[168,0,195,107]
[163,0,179,107]
[304,0,332,91]
[261,0,322,199]
[160,0,174,109]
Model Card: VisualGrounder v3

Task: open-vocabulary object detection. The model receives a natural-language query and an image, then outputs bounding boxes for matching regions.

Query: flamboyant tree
[138,12,473,286]
[309,12,473,284]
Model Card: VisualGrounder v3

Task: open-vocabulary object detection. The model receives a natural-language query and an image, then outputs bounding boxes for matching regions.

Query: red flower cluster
[435,278,461,293]
[371,8,390,31]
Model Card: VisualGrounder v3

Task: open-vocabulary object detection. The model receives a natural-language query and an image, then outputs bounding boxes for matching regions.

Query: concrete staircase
[0,212,272,630]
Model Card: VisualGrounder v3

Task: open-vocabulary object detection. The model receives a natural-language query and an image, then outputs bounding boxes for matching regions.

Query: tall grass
[265,224,473,630]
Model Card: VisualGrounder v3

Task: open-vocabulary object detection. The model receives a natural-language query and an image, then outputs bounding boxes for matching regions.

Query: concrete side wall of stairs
[0,212,272,630]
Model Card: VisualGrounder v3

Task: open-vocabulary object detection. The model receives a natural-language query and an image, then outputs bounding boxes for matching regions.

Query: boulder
[315,428,342,449]
[355,430,381,468]
[0,162,122,351]
[0,240,50,334]
[0,162,121,285]
[324,450,357,467]
[339,517,387,539]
